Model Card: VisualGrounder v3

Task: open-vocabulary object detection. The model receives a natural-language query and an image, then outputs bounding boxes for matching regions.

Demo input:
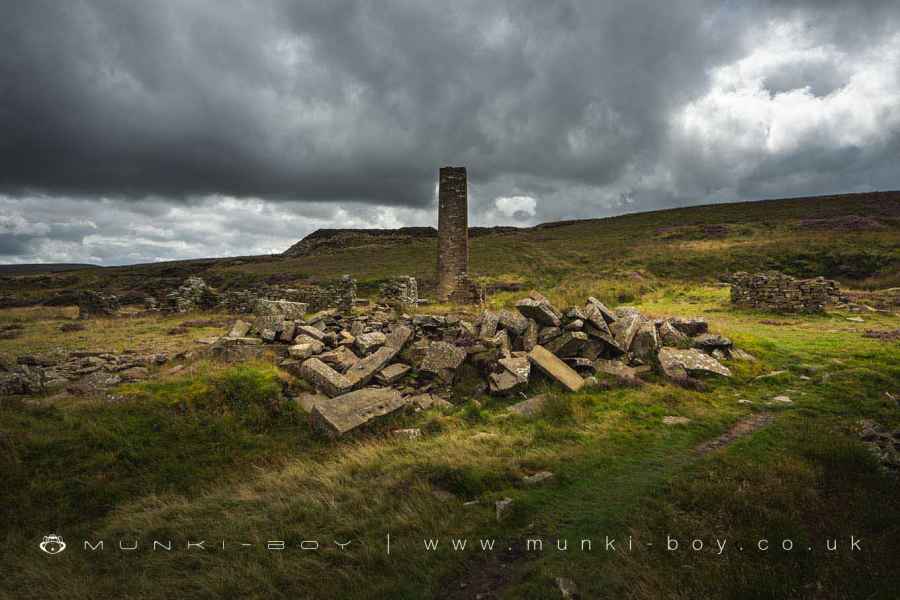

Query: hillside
[2,190,898,307]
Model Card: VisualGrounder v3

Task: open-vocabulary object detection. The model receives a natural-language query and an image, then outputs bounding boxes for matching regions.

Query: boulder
[538,326,563,345]
[299,358,353,397]
[253,299,308,319]
[527,345,585,392]
[278,321,297,343]
[658,347,731,379]
[310,388,409,437]
[355,331,387,355]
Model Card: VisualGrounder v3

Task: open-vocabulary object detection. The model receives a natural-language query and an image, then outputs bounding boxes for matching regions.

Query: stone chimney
[437,166,469,302]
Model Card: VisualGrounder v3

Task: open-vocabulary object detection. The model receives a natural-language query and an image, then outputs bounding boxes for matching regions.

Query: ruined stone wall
[730,271,842,313]
[437,167,469,301]
[276,276,356,312]
[380,276,419,305]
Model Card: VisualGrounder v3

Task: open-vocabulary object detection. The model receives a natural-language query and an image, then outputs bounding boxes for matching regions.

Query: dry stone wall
[729,271,843,313]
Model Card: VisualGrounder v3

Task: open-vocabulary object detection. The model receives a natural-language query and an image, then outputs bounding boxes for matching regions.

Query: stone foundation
[729,271,842,313]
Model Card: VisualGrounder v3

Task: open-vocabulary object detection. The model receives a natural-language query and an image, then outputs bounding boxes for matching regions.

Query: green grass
[1,282,898,598]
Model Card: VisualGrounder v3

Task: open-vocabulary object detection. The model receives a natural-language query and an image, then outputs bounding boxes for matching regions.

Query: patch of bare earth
[696,413,774,455]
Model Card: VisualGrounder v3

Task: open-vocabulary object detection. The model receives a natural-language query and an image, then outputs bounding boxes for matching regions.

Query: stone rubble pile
[0,351,168,397]
[210,291,745,436]
[729,271,844,313]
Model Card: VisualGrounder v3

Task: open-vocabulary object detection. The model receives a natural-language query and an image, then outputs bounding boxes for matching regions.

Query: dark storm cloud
[1,0,898,264]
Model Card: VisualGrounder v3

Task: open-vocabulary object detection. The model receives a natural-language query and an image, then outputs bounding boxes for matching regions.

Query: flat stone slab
[515,298,561,327]
[376,363,411,384]
[658,347,731,379]
[527,345,584,392]
[227,320,251,338]
[310,388,409,437]
[295,391,329,412]
[345,346,399,387]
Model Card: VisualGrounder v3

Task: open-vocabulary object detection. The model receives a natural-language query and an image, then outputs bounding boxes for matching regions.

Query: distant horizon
[2,188,896,269]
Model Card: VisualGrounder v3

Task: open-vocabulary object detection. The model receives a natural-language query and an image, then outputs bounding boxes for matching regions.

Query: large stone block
[310,388,409,437]
[299,358,353,397]
[345,346,399,387]
[658,347,731,379]
[527,345,584,392]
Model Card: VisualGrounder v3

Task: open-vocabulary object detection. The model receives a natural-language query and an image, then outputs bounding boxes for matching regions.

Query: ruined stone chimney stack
[437,166,469,302]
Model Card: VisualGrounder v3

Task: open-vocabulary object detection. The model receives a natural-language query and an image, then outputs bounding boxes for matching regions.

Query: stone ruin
[380,276,419,305]
[77,290,121,319]
[164,276,220,313]
[729,271,844,313]
[437,166,482,304]
[205,290,749,437]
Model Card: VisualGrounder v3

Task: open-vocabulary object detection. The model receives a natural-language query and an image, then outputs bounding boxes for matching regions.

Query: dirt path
[695,412,774,455]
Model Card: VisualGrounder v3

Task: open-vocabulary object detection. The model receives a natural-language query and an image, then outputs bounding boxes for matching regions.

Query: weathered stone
[278,321,297,343]
[295,325,326,341]
[610,312,643,352]
[227,320,252,338]
[409,393,453,410]
[555,577,579,600]
[345,346,399,388]
[355,331,387,355]
[658,320,689,346]
[288,340,325,360]
[480,310,500,339]
[385,324,413,350]
[586,296,617,324]
[310,388,409,437]
[521,319,539,352]
[662,415,691,425]
[376,363,411,384]
[220,336,261,345]
[516,298,562,327]
[496,497,513,522]
[299,358,353,397]
[593,359,638,381]
[119,366,149,382]
[488,354,531,395]
[522,471,554,485]
[563,357,595,372]
[668,317,709,337]
[497,309,529,335]
[729,271,842,313]
[658,347,731,379]
[295,391,329,412]
[692,333,733,351]
[419,342,467,379]
[507,393,548,416]
[544,331,589,358]
[391,428,421,440]
[253,299,308,319]
[527,345,585,392]
[630,320,660,361]
[319,346,360,372]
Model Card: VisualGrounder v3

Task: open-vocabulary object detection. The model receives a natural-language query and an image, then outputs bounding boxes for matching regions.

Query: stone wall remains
[729,271,842,313]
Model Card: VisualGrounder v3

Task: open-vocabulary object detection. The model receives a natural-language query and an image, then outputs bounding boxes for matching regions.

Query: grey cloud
[1,1,898,264]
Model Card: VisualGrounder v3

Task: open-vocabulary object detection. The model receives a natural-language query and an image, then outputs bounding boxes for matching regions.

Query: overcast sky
[2,1,899,265]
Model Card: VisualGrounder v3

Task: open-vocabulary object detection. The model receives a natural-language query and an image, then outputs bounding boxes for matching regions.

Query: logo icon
[39,534,66,555]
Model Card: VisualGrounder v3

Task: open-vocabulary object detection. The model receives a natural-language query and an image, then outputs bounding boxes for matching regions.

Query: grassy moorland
[1,193,899,599]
